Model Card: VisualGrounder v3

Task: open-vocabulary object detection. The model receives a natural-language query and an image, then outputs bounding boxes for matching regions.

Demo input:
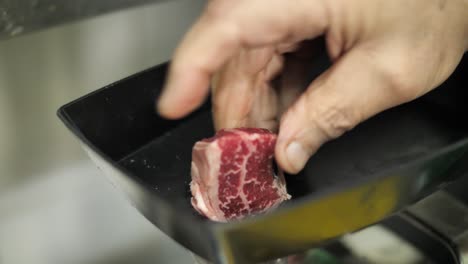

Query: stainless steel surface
[408,191,468,243]
[407,191,468,263]
[342,225,425,264]
[0,0,175,40]
[0,0,205,263]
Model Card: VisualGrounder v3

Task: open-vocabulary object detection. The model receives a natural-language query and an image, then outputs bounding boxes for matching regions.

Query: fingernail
[285,141,309,172]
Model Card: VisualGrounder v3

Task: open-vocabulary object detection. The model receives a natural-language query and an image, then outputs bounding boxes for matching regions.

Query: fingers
[212,48,282,131]
[157,0,329,119]
[275,48,414,174]
[157,17,241,119]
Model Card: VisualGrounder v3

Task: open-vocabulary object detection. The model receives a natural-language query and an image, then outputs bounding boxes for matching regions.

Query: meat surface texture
[190,128,291,222]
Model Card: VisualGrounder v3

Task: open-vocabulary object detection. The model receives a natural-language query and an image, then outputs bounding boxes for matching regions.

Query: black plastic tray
[58,55,468,263]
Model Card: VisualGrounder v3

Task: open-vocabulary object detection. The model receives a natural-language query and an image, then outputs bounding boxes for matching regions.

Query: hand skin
[158,0,468,174]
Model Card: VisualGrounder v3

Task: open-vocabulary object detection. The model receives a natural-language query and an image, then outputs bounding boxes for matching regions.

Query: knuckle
[377,57,423,102]
[307,97,358,139]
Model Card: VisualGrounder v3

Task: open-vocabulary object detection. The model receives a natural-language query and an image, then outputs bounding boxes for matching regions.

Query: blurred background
[0,1,205,263]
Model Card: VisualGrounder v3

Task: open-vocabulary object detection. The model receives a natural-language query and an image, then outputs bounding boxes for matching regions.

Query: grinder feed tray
[58,57,468,263]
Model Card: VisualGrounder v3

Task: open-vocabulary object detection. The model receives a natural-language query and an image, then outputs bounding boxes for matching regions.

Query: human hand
[158,0,468,174]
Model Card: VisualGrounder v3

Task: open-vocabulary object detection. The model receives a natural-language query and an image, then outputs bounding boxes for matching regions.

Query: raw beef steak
[190,128,290,222]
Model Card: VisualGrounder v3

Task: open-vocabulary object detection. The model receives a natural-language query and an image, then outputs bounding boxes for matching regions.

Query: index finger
[157,14,241,119]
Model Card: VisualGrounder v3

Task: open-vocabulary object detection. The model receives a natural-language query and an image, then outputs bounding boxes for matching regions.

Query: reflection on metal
[0,0,171,40]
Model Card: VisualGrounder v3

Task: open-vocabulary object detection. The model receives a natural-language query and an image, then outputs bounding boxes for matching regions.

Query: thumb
[275,48,419,174]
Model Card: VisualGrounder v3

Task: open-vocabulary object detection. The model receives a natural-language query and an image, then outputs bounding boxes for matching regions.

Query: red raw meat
[190,128,290,222]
